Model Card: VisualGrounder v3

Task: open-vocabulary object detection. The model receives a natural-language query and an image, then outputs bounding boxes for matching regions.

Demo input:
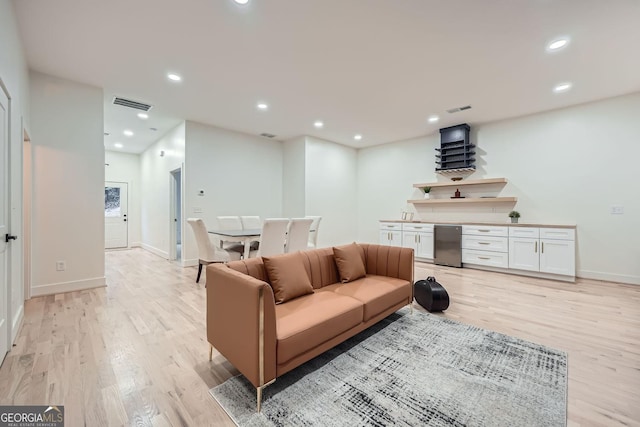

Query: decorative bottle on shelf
[454,189,461,198]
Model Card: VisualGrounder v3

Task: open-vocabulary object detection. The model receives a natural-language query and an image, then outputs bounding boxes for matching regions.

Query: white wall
[357,93,640,285]
[282,136,306,217]
[0,0,29,341]
[357,134,438,242]
[139,123,185,258]
[29,71,105,296]
[105,150,141,247]
[183,121,283,265]
[305,136,358,247]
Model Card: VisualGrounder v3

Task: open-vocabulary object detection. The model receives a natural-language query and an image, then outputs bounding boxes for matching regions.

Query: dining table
[208,228,261,259]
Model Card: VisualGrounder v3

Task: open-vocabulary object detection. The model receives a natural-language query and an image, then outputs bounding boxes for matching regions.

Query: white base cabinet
[462,225,509,268]
[380,221,576,281]
[379,222,403,247]
[402,223,434,259]
[509,227,575,277]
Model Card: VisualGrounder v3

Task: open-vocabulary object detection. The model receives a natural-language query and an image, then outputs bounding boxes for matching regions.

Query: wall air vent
[260,133,277,138]
[112,97,153,112]
[446,105,472,114]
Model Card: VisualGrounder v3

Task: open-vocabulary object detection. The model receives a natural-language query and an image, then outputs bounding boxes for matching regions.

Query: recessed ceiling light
[257,103,268,110]
[123,130,134,136]
[354,134,363,141]
[547,37,570,52]
[428,115,439,123]
[167,73,182,82]
[114,143,123,148]
[553,82,572,93]
[137,113,148,119]
[234,0,249,4]
[314,121,324,128]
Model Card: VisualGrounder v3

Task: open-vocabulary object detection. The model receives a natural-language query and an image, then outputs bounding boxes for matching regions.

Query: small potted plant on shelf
[422,186,432,199]
[508,211,520,224]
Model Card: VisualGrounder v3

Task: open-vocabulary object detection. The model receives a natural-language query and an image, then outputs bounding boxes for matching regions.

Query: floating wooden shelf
[408,197,517,205]
[413,178,507,189]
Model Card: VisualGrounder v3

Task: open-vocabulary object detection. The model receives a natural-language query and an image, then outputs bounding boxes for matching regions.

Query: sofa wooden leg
[209,344,213,361]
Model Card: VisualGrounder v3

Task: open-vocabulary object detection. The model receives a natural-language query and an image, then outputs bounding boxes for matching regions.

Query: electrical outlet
[610,205,624,215]
[193,207,203,213]
[56,261,66,271]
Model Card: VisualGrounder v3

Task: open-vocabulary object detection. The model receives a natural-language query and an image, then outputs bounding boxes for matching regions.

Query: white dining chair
[240,216,262,250]
[306,216,322,248]
[257,218,289,257]
[187,218,241,283]
[215,215,245,255]
[286,218,313,253]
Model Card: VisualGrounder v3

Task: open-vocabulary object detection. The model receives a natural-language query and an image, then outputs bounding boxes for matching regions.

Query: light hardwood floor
[0,248,638,426]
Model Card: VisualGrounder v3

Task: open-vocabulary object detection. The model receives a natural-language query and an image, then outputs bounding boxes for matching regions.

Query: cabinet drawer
[379,222,402,231]
[509,227,539,238]
[462,225,508,237]
[462,235,508,253]
[540,228,575,241]
[403,223,434,232]
[462,249,509,269]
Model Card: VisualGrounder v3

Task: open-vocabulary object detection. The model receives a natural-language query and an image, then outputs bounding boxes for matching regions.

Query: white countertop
[380,220,576,229]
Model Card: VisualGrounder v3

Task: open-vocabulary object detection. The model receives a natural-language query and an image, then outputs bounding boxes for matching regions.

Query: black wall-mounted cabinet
[436,123,475,172]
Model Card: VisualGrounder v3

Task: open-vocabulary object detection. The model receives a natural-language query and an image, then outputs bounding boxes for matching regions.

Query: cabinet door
[508,237,539,271]
[389,230,403,247]
[416,232,434,259]
[379,230,391,245]
[540,239,575,276]
[402,231,419,252]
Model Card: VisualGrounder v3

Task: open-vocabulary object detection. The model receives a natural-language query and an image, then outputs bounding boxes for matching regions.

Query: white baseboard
[141,243,169,259]
[131,241,142,248]
[577,269,640,286]
[31,276,106,297]
[182,258,198,267]
[11,304,24,344]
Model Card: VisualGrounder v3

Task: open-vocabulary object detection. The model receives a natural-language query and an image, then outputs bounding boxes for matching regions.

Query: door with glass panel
[104,182,128,249]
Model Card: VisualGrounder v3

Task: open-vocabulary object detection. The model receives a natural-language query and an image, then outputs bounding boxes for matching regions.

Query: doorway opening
[169,168,182,262]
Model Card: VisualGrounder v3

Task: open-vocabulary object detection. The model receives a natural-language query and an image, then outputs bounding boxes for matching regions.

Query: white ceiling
[12,0,640,153]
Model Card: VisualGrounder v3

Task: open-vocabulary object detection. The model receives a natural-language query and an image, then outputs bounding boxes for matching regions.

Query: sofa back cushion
[298,248,341,289]
[227,258,269,282]
[333,243,367,283]
[263,252,315,304]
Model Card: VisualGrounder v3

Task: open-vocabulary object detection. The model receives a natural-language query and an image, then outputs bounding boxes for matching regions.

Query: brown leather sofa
[206,243,414,411]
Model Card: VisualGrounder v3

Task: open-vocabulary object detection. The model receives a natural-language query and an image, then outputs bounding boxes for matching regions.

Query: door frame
[169,167,183,262]
[0,78,13,362]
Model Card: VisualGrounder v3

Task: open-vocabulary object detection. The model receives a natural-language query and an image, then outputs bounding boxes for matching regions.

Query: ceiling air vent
[260,133,277,138]
[446,105,472,114]
[112,97,153,112]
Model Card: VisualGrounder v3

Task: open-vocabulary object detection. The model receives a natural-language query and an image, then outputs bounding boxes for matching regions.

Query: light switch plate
[194,207,203,213]
[610,205,624,215]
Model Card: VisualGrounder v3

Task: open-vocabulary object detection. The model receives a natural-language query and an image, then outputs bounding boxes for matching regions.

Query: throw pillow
[333,243,366,283]
[263,252,314,304]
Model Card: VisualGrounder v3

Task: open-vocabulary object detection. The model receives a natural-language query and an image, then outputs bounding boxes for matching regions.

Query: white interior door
[104,182,128,249]
[0,86,10,363]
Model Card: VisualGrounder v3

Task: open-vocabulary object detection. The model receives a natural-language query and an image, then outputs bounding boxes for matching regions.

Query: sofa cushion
[275,292,363,364]
[333,243,366,283]
[329,275,411,321]
[263,253,314,304]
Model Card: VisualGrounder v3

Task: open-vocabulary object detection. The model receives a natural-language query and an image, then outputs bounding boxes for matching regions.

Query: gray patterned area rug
[210,309,567,426]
